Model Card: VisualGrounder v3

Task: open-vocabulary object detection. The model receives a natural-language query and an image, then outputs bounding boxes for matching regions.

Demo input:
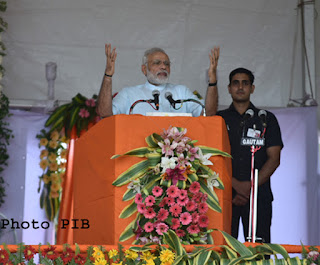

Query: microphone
[240,109,254,137]
[241,109,254,126]
[258,109,267,127]
[165,92,176,108]
[152,90,160,110]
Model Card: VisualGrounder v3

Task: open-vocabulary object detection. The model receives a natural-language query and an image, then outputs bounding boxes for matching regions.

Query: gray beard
[146,69,170,85]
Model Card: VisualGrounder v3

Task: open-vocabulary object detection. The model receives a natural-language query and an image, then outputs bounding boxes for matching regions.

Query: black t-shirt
[217,102,283,202]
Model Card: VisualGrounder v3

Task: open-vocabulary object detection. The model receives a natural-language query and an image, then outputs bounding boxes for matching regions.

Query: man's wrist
[105,73,113,78]
[208,81,217,87]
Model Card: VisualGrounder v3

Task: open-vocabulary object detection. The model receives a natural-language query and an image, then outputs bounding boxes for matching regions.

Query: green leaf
[119,219,136,242]
[199,180,221,213]
[45,103,69,127]
[112,160,149,186]
[264,244,290,259]
[219,230,253,257]
[145,133,162,147]
[164,230,185,256]
[119,201,137,219]
[122,188,137,201]
[198,145,232,158]
[112,147,156,159]
[194,250,212,265]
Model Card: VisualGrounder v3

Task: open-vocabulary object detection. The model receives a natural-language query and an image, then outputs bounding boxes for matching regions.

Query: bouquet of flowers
[112,126,231,245]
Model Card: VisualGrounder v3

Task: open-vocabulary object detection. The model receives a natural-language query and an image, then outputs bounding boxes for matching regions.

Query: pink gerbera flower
[79,108,90,118]
[156,222,169,235]
[166,186,180,198]
[171,218,180,230]
[157,208,169,221]
[198,202,209,214]
[144,208,156,219]
[187,224,200,234]
[189,182,200,194]
[198,215,209,228]
[176,229,186,238]
[152,186,163,197]
[144,222,154,232]
[137,204,146,214]
[192,212,200,224]
[177,196,189,206]
[159,197,167,207]
[135,193,143,204]
[169,204,182,217]
[179,189,188,199]
[186,201,197,212]
[145,195,155,206]
[166,197,175,206]
[85,98,96,107]
[179,212,192,225]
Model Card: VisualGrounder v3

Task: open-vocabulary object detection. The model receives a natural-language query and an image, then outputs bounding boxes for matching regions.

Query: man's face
[142,52,171,85]
[228,73,255,103]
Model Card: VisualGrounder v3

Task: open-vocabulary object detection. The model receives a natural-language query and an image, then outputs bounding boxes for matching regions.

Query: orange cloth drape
[73,115,232,245]
[56,127,77,244]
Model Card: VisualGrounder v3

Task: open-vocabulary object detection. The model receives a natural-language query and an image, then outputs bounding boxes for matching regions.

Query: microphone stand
[246,125,265,243]
[129,99,157,114]
[179,98,206,116]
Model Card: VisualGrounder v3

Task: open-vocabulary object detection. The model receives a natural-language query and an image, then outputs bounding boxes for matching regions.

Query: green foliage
[0,0,10,208]
[0,231,315,265]
[44,93,99,137]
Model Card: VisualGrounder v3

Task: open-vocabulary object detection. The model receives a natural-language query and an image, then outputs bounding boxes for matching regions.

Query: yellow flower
[48,153,57,162]
[50,130,60,141]
[50,173,59,183]
[49,162,58,171]
[50,182,61,192]
[92,247,104,260]
[42,174,51,184]
[40,138,48,146]
[40,159,49,170]
[141,251,156,263]
[49,140,59,149]
[108,249,118,259]
[49,190,59,198]
[60,172,65,180]
[40,149,48,159]
[60,149,68,159]
[125,249,138,260]
[59,162,67,169]
[94,258,107,265]
[160,249,175,265]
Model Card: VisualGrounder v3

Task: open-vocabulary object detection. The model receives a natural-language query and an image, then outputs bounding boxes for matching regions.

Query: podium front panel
[73,115,232,245]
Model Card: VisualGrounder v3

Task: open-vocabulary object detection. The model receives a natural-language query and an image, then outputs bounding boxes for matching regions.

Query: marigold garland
[36,93,99,221]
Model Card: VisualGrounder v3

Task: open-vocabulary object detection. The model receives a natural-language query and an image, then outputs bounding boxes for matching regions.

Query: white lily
[128,179,141,193]
[207,172,220,192]
[198,148,213,165]
[160,157,176,173]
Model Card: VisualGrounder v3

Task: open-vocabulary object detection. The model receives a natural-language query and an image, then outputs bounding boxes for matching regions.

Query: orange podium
[73,114,232,245]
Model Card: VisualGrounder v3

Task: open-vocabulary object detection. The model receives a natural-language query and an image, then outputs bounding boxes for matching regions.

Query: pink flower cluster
[78,98,96,118]
[135,181,209,243]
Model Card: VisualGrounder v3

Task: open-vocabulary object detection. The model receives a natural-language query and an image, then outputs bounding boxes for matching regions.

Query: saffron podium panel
[73,115,232,245]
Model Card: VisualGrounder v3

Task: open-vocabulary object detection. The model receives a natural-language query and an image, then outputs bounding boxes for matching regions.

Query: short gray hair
[142,47,168,65]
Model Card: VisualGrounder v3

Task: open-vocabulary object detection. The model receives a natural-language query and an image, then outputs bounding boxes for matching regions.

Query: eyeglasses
[150,60,171,67]
[230,80,251,87]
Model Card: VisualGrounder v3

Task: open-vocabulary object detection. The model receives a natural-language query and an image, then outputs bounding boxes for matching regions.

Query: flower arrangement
[303,246,320,265]
[0,230,311,265]
[112,126,231,245]
[36,129,68,221]
[0,0,12,207]
[37,93,99,221]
